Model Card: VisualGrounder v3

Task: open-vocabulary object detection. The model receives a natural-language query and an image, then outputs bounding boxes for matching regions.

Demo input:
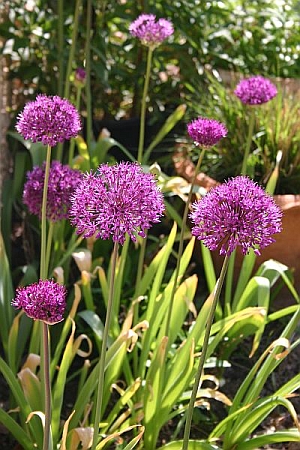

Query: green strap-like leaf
[235,429,300,450]
[0,408,33,450]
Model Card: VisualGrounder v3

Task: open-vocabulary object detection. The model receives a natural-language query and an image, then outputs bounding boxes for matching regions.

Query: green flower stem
[63,0,81,100]
[138,47,153,164]
[182,254,230,450]
[45,221,54,278]
[57,0,64,96]
[56,0,82,161]
[68,86,82,166]
[40,144,53,450]
[40,144,52,280]
[84,0,93,162]
[165,147,206,338]
[135,235,147,297]
[241,108,256,176]
[42,322,52,450]
[92,241,119,450]
[133,235,147,375]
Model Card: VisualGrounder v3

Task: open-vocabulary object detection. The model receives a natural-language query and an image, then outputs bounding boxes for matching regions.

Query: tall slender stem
[45,221,54,278]
[182,254,230,450]
[133,234,147,376]
[40,145,52,280]
[84,0,93,163]
[63,0,82,100]
[92,241,119,450]
[137,47,153,164]
[165,148,206,338]
[42,323,51,450]
[40,144,53,450]
[57,0,64,96]
[135,235,147,296]
[57,0,82,161]
[241,108,255,176]
[68,86,82,166]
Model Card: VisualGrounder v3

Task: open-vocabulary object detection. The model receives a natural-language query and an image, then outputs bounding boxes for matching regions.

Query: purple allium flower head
[187,117,228,147]
[129,14,174,48]
[69,162,165,245]
[190,176,282,256]
[12,279,67,324]
[23,160,83,222]
[234,76,277,105]
[16,94,81,147]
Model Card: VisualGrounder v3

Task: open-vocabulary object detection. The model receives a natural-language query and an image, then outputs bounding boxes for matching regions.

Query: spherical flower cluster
[187,117,228,147]
[129,14,174,48]
[12,280,67,324]
[23,161,83,222]
[190,176,282,256]
[234,76,277,105]
[16,94,81,147]
[69,162,165,245]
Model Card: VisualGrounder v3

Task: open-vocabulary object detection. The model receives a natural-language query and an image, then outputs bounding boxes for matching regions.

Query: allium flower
[129,14,174,48]
[187,117,228,147]
[16,94,81,146]
[234,76,277,105]
[70,162,165,245]
[12,280,66,324]
[75,67,86,86]
[190,176,282,256]
[75,67,86,82]
[23,161,83,221]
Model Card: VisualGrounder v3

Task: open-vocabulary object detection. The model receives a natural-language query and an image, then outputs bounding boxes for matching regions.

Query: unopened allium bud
[74,67,86,87]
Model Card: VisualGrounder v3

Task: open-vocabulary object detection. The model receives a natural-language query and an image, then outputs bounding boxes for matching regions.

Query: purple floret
[70,162,165,245]
[16,94,81,147]
[190,176,282,256]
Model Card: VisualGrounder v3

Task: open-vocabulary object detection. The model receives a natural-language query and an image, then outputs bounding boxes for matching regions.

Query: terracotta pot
[173,152,300,294]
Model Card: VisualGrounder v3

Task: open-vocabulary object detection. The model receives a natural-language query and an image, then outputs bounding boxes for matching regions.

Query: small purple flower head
[190,176,282,256]
[23,161,83,222]
[75,67,86,86]
[12,279,67,324]
[129,14,174,48]
[187,117,228,148]
[69,162,165,245]
[16,94,81,147]
[234,76,277,105]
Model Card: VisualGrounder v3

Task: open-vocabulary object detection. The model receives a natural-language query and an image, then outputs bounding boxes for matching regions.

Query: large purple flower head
[69,162,165,245]
[129,14,174,48]
[12,280,66,324]
[190,176,282,256]
[234,76,277,105]
[23,161,83,222]
[187,117,228,148]
[16,94,81,146]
